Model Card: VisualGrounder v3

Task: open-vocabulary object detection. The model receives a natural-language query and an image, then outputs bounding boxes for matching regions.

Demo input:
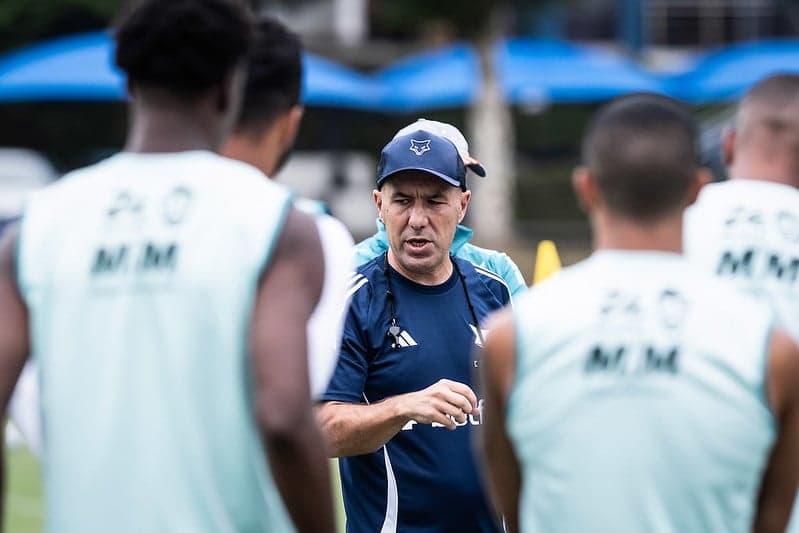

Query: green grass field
[5,448,44,533]
[3,449,346,532]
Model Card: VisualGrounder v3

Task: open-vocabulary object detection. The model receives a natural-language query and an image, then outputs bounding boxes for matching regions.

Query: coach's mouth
[405,238,432,252]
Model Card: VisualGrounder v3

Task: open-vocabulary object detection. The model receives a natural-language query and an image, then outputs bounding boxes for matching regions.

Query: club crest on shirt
[409,139,431,156]
[658,288,687,330]
[162,185,193,225]
[778,211,799,244]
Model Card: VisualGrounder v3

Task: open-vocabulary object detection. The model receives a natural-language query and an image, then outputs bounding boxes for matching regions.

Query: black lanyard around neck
[383,252,484,349]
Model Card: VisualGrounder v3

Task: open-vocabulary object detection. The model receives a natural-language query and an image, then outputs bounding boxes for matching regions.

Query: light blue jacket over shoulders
[353,219,527,298]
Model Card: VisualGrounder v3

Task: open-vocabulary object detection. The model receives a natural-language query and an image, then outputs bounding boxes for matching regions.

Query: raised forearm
[316,399,410,457]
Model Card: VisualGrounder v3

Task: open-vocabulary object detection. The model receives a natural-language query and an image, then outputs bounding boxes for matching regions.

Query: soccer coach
[316,129,511,532]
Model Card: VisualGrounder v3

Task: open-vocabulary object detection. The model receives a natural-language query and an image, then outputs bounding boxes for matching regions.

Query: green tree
[0,0,120,53]
[371,0,499,39]
[369,0,564,40]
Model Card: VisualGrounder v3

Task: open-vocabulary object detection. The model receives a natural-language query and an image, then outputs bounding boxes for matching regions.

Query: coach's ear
[458,189,471,224]
[373,189,383,219]
[572,166,600,214]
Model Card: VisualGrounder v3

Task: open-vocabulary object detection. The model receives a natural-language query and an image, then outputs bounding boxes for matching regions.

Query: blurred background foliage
[1,0,797,258]
[0,1,116,52]
[0,0,571,53]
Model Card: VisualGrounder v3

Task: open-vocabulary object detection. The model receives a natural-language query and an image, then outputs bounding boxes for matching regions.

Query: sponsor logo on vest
[585,344,680,375]
[106,191,143,223]
[717,248,799,284]
[91,241,179,275]
[600,290,641,320]
[724,206,764,229]
[591,288,684,376]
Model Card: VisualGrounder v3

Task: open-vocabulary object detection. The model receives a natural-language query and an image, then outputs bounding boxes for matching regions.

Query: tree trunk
[467,26,516,247]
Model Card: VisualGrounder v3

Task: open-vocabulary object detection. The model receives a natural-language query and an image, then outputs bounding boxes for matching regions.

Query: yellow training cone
[533,240,562,284]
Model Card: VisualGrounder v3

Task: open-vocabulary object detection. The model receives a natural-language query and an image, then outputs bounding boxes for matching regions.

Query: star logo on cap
[409,139,431,156]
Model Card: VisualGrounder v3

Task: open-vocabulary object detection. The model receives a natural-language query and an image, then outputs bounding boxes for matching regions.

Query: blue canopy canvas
[666,40,799,103]
[376,43,480,111]
[4,31,790,111]
[495,38,667,105]
[301,53,382,110]
[0,31,383,110]
[0,32,125,101]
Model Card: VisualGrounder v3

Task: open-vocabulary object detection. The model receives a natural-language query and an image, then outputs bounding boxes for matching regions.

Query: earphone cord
[383,252,484,347]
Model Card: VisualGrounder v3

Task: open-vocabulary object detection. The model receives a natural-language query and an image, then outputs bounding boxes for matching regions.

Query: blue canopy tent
[495,38,667,105]
[0,32,124,101]
[0,31,384,110]
[666,40,799,104]
[376,44,480,111]
[301,54,382,110]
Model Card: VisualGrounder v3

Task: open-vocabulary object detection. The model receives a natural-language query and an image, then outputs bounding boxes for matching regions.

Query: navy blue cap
[376,130,467,189]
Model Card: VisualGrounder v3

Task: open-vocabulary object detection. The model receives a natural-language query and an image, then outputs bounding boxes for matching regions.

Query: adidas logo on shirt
[394,330,418,348]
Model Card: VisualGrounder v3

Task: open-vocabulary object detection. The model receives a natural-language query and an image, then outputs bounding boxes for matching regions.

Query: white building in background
[333,0,368,46]
[262,0,369,46]
[277,151,377,237]
[0,148,56,221]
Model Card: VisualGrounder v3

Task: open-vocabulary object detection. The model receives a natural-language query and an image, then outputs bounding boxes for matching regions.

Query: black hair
[114,0,254,97]
[581,93,700,220]
[235,16,303,135]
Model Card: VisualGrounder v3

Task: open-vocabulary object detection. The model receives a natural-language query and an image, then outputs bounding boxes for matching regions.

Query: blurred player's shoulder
[689,179,799,220]
[512,258,592,311]
[514,252,773,328]
[45,151,275,198]
[22,151,294,246]
[294,197,331,217]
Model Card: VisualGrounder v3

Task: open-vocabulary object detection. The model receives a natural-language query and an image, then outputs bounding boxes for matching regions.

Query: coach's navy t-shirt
[321,254,511,533]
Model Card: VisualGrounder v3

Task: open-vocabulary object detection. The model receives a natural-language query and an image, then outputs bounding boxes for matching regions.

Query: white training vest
[17,151,295,533]
[509,251,775,533]
[685,179,799,341]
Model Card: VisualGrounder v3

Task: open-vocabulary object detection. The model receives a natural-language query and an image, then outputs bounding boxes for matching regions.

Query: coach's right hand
[398,379,479,430]
[317,379,479,457]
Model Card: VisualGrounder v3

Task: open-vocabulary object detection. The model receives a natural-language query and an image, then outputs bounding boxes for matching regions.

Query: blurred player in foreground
[685,73,799,531]
[481,94,799,533]
[685,74,799,341]
[0,1,334,531]
[222,16,354,397]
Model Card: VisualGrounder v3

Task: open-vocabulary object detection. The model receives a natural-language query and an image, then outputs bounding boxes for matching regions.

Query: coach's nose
[408,203,428,230]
